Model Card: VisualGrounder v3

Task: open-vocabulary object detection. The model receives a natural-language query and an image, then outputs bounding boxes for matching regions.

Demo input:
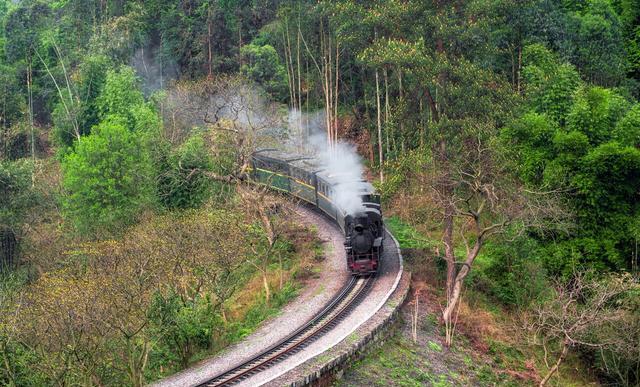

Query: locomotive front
[343,189,384,275]
[251,149,384,276]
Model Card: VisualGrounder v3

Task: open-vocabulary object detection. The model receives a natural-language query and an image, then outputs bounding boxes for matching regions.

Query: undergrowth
[337,217,598,387]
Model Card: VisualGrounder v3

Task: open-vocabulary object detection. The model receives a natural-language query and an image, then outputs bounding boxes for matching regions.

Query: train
[250,149,384,275]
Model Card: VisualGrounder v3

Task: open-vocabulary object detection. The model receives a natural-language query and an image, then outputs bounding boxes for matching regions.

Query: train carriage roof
[316,171,377,195]
[254,148,378,195]
[289,158,324,173]
[254,149,324,174]
[253,149,309,163]
[253,149,310,168]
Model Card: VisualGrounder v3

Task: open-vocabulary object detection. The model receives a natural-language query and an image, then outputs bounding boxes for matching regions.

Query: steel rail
[200,275,374,387]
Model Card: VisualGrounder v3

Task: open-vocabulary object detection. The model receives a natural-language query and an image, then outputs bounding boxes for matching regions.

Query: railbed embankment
[264,230,410,387]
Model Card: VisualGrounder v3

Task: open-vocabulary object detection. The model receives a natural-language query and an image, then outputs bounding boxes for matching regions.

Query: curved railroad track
[199,275,374,387]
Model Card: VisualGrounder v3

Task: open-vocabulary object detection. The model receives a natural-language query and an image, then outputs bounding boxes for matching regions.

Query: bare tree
[525,271,638,386]
[237,183,291,303]
[299,11,341,148]
[35,40,81,143]
[429,134,568,346]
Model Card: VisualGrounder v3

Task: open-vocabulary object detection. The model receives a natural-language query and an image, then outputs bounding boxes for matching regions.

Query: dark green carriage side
[316,176,340,224]
[289,160,319,205]
[252,151,293,193]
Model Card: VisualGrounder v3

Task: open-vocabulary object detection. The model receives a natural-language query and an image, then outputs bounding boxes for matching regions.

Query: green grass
[336,336,447,387]
[428,340,443,352]
[385,216,435,249]
[224,281,299,344]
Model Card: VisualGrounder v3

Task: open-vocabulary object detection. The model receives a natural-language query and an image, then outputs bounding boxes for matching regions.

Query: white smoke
[286,109,366,215]
[131,46,179,96]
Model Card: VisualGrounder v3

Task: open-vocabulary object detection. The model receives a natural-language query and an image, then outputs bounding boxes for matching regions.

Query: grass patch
[385,216,435,250]
[428,341,443,352]
[223,281,299,344]
[336,335,455,387]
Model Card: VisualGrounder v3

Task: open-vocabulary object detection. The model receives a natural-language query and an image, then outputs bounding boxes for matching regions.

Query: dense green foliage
[0,0,639,385]
[503,44,640,275]
[0,159,36,230]
[148,290,219,368]
[158,133,214,209]
[240,43,288,100]
[61,120,155,235]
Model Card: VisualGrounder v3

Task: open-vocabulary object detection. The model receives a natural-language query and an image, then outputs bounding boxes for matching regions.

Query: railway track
[199,275,374,387]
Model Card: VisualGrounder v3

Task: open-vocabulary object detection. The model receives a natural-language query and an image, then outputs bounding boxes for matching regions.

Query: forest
[1,0,640,386]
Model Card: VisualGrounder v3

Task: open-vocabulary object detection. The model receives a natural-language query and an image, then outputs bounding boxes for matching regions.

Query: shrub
[61,120,155,235]
[471,235,549,308]
[158,133,214,209]
[148,290,219,369]
[0,159,37,268]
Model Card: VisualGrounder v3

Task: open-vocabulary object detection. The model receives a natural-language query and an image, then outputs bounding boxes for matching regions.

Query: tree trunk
[279,252,284,290]
[375,68,383,183]
[238,16,243,67]
[443,237,483,346]
[383,67,390,156]
[27,59,35,186]
[333,41,339,145]
[398,69,405,153]
[262,272,271,303]
[296,22,302,116]
[419,96,424,148]
[285,21,297,111]
[126,338,149,387]
[443,263,467,325]
[2,75,6,157]
[510,44,516,90]
[283,23,295,110]
[540,339,569,386]
[412,291,419,343]
[517,45,522,95]
[207,12,213,79]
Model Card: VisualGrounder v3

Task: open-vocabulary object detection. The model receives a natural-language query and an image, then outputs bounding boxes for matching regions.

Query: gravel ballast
[243,229,407,387]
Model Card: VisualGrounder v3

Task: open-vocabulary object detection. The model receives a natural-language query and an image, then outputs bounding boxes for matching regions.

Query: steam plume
[286,109,366,215]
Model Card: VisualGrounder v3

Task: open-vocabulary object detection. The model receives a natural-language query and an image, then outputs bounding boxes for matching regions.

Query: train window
[255,157,267,169]
[265,159,279,173]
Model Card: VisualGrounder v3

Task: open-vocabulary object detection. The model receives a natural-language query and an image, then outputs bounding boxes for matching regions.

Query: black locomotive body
[251,149,384,275]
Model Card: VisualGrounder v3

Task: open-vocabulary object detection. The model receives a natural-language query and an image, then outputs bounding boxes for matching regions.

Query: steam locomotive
[250,149,384,275]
